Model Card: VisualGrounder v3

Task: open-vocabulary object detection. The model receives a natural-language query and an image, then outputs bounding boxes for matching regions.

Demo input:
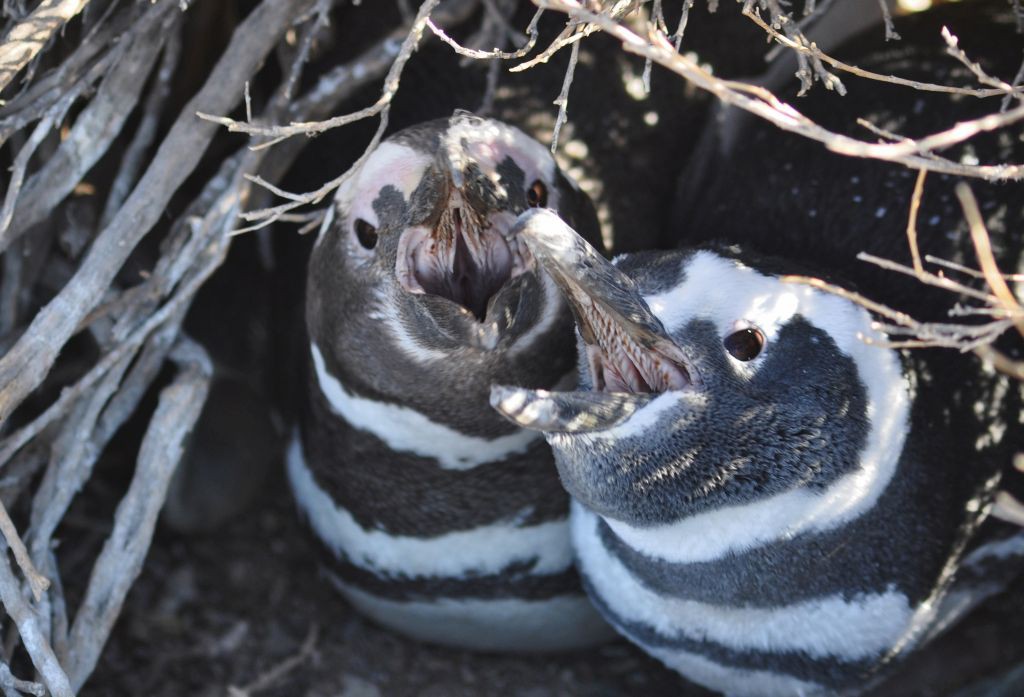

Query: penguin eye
[353,218,378,249]
[723,328,765,361]
[526,180,548,208]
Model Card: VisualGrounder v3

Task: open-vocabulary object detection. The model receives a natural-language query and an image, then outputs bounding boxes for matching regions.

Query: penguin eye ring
[354,218,378,250]
[723,327,765,361]
[526,180,548,208]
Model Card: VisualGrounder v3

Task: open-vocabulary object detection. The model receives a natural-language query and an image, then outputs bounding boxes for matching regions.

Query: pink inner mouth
[396,206,533,321]
[574,294,691,393]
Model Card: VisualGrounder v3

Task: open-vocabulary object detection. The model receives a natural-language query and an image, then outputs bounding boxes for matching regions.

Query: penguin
[491,2,1024,693]
[288,111,614,652]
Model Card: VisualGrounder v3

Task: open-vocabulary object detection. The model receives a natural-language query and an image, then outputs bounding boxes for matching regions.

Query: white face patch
[599,250,911,562]
[321,142,434,250]
[644,251,865,376]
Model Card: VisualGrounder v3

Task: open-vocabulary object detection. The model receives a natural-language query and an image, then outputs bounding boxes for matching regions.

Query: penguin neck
[309,341,545,467]
[298,347,575,540]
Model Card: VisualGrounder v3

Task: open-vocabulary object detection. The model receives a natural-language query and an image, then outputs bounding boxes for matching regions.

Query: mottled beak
[490,209,693,434]
[511,209,692,394]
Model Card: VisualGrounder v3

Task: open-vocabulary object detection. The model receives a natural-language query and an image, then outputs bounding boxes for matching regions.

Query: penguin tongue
[511,209,694,395]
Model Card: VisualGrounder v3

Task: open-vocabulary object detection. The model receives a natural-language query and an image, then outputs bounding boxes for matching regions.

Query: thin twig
[511,23,592,73]
[536,0,1024,180]
[427,14,537,60]
[876,0,899,41]
[1001,51,1024,112]
[1,6,175,252]
[0,0,126,131]
[226,0,449,232]
[955,182,1024,338]
[550,40,579,154]
[906,169,926,276]
[926,255,1024,282]
[198,0,440,149]
[744,9,1006,98]
[226,624,319,697]
[858,252,997,305]
[942,27,1023,101]
[0,115,52,238]
[974,344,1024,381]
[672,0,694,48]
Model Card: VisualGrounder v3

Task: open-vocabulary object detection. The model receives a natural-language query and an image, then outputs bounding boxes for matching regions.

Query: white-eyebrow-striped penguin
[491,2,1024,692]
[287,111,615,651]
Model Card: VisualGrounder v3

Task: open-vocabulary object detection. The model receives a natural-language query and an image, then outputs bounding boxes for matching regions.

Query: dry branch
[905,169,927,276]
[0,0,129,141]
[64,339,211,690]
[222,0,480,234]
[743,9,1008,98]
[0,0,316,427]
[0,539,72,697]
[0,1,178,251]
[785,185,1023,383]
[99,19,183,229]
[0,499,46,602]
[0,0,89,94]
[197,0,441,149]
[0,662,42,697]
[956,183,1024,338]
[535,0,1024,179]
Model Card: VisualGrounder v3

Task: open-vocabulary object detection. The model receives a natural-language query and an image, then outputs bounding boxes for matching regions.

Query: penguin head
[492,210,909,527]
[307,114,600,431]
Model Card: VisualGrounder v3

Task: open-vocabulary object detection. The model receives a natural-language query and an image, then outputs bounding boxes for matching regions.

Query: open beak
[396,170,533,323]
[490,209,694,433]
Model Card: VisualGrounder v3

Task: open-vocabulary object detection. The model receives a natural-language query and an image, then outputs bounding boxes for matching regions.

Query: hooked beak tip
[490,384,547,431]
[511,209,576,259]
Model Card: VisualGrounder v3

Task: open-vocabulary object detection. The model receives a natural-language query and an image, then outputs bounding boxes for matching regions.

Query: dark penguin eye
[724,328,765,361]
[353,218,378,249]
[526,180,548,208]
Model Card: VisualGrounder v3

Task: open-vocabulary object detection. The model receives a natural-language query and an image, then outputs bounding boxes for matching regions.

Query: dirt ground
[79,464,1023,697]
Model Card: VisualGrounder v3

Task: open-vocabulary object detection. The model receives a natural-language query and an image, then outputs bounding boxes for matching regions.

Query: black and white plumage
[289,112,613,651]
[494,211,1021,693]
[492,3,1024,693]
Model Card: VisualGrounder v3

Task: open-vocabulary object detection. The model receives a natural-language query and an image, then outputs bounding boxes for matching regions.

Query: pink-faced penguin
[288,111,614,651]
[491,2,1024,692]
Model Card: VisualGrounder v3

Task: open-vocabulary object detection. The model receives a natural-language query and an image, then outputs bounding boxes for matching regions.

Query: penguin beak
[509,209,693,394]
[489,384,655,433]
